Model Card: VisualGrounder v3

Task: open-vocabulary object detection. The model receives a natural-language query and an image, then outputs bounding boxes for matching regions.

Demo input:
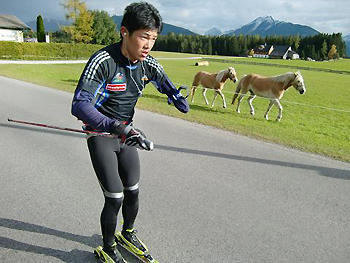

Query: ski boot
[94,242,127,263]
[115,229,159,263]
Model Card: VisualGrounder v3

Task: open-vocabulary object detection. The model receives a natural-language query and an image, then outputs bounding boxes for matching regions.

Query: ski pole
[7,118,153,151]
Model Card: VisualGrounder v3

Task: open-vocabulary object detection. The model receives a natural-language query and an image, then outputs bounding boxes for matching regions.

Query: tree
[91,10,118,45]
[61,0,94,43]
[310,45,316,60]
[321,40,328,60]
[207,37,212,55]
[232,36,240,55]
[51,30,71,43]
[36,15,45,42]
[62,0,80,21]
[328,44,338,59]
[23,29,36,39]
[292,35,300,51]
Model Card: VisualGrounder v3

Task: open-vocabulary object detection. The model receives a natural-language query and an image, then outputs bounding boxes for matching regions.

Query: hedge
[0,41,105,60]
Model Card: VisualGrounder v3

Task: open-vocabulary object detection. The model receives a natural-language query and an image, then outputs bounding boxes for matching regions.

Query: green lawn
[1,53,349,162]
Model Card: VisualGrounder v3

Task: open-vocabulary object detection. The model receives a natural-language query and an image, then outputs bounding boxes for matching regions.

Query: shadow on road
[1,122,349,180]
[155,144,350,180]
[0,218,141,263]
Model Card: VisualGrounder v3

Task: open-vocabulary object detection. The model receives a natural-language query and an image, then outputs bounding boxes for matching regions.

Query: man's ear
[120,26,128,37]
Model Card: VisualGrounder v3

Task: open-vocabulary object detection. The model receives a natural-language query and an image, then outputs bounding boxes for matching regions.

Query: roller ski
[115,229,159,263]
[94,242,128,263]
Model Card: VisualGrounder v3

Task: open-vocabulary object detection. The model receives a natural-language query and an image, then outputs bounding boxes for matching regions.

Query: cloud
[1,0,349,35]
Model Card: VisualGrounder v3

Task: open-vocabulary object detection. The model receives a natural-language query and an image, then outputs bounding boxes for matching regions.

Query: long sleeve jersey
[71,42,189,132]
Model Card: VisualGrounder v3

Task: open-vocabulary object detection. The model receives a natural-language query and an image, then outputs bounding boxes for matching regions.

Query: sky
[1,0,350,36]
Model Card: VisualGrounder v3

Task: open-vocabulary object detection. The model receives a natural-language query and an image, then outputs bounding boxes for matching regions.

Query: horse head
[292,71,306,94]
[227,67,238,83]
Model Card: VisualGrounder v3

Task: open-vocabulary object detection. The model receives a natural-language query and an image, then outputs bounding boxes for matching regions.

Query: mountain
[343,34,350,57]
[26,15,323,39]
[111,15,196,35]
[225,16,319,37]
[205,27,222,36]
[26,16,196,35]
[26,18,70,31]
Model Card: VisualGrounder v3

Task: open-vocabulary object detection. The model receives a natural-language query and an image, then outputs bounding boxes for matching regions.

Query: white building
[253,44,300,60]
[0,14,30,42]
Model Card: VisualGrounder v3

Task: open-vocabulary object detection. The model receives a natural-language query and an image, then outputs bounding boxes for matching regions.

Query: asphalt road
[0,76,349,263]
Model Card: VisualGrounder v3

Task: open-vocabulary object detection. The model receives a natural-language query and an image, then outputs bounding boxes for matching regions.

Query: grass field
[0,53,349,162]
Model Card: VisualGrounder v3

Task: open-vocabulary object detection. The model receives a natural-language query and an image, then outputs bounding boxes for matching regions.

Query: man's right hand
[110,122,153,151]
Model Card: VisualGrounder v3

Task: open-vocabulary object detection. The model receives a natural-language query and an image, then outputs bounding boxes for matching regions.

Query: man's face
[124,28,158,62]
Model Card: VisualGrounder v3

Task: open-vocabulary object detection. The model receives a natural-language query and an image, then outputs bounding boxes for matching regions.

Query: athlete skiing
[71,2,189,262]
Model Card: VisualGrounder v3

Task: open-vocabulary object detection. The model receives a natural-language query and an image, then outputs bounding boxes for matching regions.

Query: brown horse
[231,71,306,121]
[190,67,238,108]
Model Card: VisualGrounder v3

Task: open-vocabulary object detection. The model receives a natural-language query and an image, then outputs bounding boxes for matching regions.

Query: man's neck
[121,41,138,63]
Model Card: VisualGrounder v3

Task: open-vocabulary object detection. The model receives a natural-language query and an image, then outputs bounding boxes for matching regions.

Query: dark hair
[121,2,163,37]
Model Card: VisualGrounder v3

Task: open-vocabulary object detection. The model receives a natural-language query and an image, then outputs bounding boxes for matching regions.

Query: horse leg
[215,90,226,108]
[211,92,218,107]
[264,100,274,120]
[190,86,197,103]
[202,88,209,105]
[236,93,246,114]
[273,99,283,121]
[247,94,256,115]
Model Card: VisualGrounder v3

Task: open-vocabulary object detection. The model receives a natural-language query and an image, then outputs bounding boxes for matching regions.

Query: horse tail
[231,76,244,105]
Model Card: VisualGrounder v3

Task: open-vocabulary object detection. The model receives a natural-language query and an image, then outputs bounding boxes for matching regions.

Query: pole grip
[142,139,154,151]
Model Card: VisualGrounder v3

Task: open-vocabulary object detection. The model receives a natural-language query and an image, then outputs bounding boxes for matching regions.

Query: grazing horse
[231,71,306,121]
[190,67,238,108]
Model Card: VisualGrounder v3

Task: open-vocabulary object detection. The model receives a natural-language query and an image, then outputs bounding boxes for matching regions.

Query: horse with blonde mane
[190,67,238,108]
[231,71,306,121]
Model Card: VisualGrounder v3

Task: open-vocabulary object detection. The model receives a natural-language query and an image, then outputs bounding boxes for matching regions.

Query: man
[71,2,189,262]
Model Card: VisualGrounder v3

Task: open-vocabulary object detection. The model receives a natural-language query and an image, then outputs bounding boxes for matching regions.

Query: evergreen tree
[321,40,328,60]
[207,37,213,55]
[292,35,300,52]
[153,32,345,60]
[311,45,316,59]
[36,15,45,42]
[232,36,240,55]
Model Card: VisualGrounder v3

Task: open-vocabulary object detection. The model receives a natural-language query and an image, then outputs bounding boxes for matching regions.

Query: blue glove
[167,86,190,113]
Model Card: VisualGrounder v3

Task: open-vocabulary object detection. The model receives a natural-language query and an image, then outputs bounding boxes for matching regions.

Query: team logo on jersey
[126,65,138,70]
[107,72,126,91]
[112,72,125,83]
[141,75,149,81]
[106,83,127,91]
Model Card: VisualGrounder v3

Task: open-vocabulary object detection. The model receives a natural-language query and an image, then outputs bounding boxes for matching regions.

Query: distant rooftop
[0,14,30,30]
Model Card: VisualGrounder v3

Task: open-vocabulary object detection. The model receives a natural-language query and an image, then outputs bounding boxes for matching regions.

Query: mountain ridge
[26,18,70,32]
[26,16,340,39]
[343,34,350,57]
[224,16,319,37]
[111,15,196,36]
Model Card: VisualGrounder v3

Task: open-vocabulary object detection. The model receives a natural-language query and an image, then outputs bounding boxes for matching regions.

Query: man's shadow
[0,218,141,263]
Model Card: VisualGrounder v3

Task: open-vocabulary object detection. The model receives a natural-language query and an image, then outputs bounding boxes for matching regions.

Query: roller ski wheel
[115,230,159,263]
[94,244,128,263]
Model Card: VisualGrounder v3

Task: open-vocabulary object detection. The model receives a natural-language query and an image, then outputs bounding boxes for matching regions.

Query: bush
[0,41,105,60]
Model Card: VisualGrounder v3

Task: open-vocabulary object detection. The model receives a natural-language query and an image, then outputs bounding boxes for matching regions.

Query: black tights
[87,136,140,246]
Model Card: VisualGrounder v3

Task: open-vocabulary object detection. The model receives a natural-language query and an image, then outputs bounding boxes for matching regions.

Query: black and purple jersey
[71,41,189,132]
